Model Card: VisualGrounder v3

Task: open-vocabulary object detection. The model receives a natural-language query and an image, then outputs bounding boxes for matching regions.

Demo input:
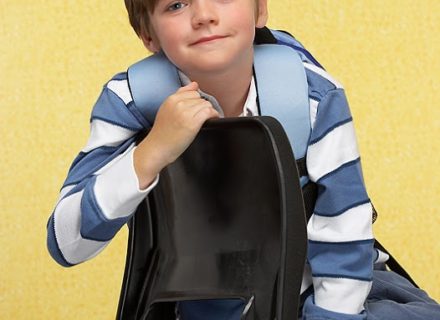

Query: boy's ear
[255,0,268,28]
[141,33,161,53]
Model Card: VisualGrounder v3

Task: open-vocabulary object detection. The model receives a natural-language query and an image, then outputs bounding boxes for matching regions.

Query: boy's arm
[47,75,218,267]
[46,73,154,266]
[304,80,374,319]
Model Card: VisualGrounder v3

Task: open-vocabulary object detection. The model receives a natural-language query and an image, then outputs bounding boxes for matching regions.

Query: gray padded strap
[254,45,311,159]
[128,51,181,126]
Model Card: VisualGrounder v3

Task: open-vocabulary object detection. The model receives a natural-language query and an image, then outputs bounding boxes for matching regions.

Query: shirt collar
[239,77,258,117]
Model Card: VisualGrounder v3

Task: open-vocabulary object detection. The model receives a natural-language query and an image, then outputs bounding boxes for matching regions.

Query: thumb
[177,81,199,93]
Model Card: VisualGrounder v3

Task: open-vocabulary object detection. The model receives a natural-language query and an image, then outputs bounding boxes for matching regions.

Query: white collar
[238,77,258,117]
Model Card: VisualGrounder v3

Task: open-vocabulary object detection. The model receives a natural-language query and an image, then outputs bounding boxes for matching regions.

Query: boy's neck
[184,58,254,118]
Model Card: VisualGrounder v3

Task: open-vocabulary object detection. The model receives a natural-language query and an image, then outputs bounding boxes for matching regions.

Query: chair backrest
[117,117,308,320]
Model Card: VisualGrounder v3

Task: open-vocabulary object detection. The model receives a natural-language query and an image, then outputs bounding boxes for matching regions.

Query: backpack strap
[128,51,181,127]
[253,44,310,161]
[374,239,419,288]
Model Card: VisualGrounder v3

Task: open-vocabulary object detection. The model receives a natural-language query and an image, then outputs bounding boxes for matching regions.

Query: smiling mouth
[191,35,227,45]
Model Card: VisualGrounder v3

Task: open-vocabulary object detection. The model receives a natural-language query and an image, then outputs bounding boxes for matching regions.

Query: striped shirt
[47,30,384,318]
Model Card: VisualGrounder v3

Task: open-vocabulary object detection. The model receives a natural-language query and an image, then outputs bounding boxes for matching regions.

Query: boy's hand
[134,82,220,189]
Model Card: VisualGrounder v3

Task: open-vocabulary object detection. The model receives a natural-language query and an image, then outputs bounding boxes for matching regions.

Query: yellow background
[1,0,439,318]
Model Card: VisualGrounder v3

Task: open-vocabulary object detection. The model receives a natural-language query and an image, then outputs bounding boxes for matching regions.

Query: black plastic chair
[117,117,308,320]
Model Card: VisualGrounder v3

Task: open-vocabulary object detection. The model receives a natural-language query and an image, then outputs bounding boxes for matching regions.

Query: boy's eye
[167,1,187,11]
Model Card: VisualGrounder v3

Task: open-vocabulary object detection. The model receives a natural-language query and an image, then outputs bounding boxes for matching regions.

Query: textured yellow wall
[1,0,439,318]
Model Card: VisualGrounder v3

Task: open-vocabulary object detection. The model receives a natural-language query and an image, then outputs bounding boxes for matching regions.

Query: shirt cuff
[93,146,159,220]
[303,295,366,320]
[313,277,371,314]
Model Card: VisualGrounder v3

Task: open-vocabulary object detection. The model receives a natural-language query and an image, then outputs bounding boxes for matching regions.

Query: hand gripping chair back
[117,117,308,319]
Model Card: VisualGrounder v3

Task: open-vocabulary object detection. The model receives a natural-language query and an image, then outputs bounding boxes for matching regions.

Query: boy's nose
[191,0,219,28]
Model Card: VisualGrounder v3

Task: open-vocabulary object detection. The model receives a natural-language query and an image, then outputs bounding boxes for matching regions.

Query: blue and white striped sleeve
[303,63,374,318]
[47,73,158,267]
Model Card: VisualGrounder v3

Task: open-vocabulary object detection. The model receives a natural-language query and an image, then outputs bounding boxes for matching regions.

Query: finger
[171,97,210,112]
[176,81,199,93]
[192,103,220,122]
[173,91,203,103]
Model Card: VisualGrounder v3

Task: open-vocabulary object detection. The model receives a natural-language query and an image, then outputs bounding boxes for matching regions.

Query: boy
[47,0,440,319]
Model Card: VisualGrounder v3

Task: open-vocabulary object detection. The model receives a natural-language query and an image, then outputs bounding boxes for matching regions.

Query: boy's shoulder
[102,71,131,105]
[270,29,345,100]
[92,71,148,131]
[269,29,321,67]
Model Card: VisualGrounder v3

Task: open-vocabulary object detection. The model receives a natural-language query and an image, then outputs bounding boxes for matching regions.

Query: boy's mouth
[190,35,228,46]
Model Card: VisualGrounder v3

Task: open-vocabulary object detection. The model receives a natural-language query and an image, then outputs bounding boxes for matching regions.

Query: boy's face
[143,0,268,76]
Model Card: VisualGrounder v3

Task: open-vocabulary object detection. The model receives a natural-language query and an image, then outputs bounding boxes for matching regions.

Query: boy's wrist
[133,139,169,190]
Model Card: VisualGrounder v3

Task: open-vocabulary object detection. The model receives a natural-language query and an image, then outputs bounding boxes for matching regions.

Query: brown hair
[124,0,159,38]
